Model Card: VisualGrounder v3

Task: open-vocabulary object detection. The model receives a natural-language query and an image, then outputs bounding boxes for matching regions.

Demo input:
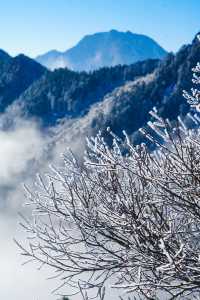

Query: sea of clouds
[0,115,70,300]
[0,108,122,300]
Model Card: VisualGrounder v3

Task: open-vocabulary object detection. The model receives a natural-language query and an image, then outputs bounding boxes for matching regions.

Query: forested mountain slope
[1,34,199,147]
[0,52,46,112]
[48,34,200,146]
[15,59,159,125]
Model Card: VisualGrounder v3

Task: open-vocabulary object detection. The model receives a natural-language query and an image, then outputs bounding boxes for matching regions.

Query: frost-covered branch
[17,41,200,300]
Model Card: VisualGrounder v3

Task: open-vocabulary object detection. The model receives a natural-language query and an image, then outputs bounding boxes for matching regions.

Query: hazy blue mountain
[0,53,47,112]
[36,50,64,70]
[36,30,167,71]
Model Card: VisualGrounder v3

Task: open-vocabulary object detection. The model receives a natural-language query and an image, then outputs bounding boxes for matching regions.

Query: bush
[16,40,200,300]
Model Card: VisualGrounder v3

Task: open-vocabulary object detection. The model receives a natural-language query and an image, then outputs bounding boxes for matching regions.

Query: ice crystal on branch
[17,121,200,299]
[183,37,200,110]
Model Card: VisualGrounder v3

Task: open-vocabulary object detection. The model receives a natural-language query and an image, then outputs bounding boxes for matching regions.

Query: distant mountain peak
[36,30,167,71]
[109,29,121,35]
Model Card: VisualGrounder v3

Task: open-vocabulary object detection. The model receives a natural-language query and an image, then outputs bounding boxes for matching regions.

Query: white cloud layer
[0,116,89,300]
[0,119,60,300]
[0,115,120,300]
[0,121,44,186]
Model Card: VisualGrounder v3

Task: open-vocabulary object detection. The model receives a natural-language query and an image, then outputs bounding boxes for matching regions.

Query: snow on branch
[16,42,200,300]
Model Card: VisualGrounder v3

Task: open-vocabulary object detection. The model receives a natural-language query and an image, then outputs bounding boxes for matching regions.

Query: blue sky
[0,0,199,57]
